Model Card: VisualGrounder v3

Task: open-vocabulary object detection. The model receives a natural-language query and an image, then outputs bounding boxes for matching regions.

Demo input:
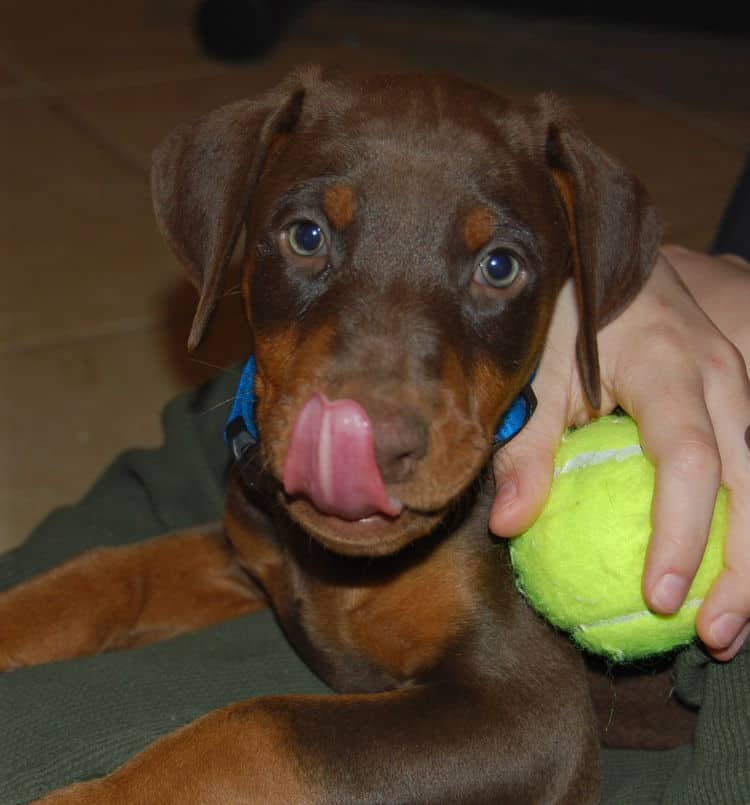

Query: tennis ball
[509,415,727,662]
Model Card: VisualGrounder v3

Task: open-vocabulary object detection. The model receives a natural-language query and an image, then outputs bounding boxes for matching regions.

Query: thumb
[490,386,567,538]
[490,277,581,537]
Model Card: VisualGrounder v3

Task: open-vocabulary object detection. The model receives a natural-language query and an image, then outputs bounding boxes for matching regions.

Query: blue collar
[225,355,536,461]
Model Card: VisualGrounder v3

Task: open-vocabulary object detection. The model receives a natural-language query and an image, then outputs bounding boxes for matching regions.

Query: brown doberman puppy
[2,67,678,803]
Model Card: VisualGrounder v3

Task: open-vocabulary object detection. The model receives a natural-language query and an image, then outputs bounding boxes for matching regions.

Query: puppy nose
[372,408,429,484]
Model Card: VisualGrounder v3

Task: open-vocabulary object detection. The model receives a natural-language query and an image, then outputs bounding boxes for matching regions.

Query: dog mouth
[284,495,446,556]
[279,391,470,554]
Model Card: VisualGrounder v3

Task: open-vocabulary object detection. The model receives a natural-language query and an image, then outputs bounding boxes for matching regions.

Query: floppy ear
[540,97,662,410]
[151,78,309,350]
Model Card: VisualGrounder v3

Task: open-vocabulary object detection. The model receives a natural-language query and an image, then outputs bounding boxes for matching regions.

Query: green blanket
[1,373,748,804]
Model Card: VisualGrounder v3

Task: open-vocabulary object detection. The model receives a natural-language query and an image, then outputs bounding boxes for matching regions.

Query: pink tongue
[283,393,403,521]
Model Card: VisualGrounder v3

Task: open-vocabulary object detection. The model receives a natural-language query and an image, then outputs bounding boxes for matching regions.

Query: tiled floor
[1,1,748,553]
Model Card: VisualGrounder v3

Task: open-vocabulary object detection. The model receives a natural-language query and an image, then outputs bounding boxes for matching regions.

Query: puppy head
[152,69,661,556]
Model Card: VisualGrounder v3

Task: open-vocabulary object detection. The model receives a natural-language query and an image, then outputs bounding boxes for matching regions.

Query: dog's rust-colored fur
[0,69,695,803]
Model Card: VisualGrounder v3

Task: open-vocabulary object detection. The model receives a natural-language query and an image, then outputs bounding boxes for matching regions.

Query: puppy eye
[287,221,326,257]
[475,249,521,289]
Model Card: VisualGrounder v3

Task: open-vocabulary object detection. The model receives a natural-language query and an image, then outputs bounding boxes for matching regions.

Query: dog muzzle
[225,356,537,508]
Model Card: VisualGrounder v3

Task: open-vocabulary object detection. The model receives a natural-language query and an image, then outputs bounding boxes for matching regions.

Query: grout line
[0,50,150,183]
[0,315,171,356]
[41,95,149,182]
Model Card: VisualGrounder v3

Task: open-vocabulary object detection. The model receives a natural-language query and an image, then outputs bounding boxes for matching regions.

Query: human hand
[491,247,750,661]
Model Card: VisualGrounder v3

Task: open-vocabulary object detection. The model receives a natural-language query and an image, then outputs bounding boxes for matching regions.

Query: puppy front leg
[33,682,600,804]
[0,529,263,670]
[32,697,307,805]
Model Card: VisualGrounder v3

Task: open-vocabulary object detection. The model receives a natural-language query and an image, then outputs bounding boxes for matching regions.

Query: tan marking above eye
[463,206,497,252]
[324,184,356,231]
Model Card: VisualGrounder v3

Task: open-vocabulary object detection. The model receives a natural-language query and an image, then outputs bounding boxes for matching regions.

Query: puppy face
[151,69,660,557]
[243,78,568,555]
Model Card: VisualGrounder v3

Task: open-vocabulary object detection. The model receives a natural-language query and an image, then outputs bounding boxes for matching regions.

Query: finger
[634,382,722,615]
[699,569,750,660]
[490,368,569,537]
[491,276,590,537]
[697,363,750,656]
[490,423,559,537]
[703,622,750,663]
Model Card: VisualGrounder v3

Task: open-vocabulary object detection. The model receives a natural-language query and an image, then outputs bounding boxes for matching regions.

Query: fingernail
[708,613,745,648]
[651,573,688,613]
[732,623,750,654]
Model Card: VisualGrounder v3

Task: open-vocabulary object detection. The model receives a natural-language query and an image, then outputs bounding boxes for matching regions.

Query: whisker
[187,357,242,376]
[200,389,255,416]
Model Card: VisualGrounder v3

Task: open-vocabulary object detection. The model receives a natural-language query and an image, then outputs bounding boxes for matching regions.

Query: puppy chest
[301,545,479,682]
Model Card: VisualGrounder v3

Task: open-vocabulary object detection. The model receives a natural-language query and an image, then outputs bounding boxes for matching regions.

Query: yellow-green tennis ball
[510,415,727,662]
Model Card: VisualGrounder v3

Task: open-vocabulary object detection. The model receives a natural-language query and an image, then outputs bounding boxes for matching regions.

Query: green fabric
[1,374,748,804]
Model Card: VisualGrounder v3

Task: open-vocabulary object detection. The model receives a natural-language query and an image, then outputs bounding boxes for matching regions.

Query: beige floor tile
[509,18,750,147]
[0,328,177,552]
[0,0,201,84]
[0,64,16,88]
[0,95,179,349]
[0,292,250,553]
